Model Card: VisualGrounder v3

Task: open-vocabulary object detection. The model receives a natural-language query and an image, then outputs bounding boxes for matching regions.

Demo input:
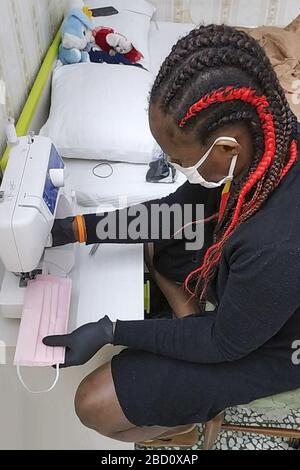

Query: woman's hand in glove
[50,215,87,247]
[49,216,78,247]
[43,315,114,368]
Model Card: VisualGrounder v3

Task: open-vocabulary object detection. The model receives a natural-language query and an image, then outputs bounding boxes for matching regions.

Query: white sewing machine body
[0,132,143,328]
[0,135,74,318]
[0,135,66,273]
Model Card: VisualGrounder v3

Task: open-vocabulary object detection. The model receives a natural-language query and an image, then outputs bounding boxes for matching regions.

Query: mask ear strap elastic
[194,140,217,170]
[194,136,237,170]
[17,364,60,394]
[228,154,238,178]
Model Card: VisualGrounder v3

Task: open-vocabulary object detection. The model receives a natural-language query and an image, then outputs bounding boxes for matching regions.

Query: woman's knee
[74,362,132,437]
[75,374,98,429]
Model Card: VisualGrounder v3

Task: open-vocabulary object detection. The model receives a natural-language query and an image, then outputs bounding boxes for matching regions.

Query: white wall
[189,0,300,27]
[0,348,25,449]
[149,0,300,26]
[2,0,300,163]
[0,0,67,162]
[0,346,132,450]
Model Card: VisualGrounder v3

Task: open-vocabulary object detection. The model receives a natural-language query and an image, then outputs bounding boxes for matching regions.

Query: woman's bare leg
[144,243,200,318]
[74,244,199,443]
[75,361,195,443]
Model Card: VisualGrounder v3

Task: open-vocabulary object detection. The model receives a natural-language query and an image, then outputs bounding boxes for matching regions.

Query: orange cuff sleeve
[75,215,87,243]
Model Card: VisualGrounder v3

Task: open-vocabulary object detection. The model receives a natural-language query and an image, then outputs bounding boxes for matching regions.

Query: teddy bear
[59,8,94,65]
[92,27,144,65]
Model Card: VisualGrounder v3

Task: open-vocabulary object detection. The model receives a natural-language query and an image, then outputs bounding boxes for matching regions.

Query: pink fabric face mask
[14,275,72,393]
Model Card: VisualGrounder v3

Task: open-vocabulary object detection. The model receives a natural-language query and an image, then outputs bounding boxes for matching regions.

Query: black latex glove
[51,216,77,247]
[42,315,114,368]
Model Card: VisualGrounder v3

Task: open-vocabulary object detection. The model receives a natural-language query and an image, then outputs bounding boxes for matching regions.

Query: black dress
[83,127,300,427]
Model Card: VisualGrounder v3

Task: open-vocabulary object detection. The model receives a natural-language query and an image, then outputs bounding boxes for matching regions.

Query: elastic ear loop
[17,364,60,394]
[228,154,238,178]
[194,136,238,170]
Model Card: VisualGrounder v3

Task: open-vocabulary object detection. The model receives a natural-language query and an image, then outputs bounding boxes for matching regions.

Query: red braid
[181,86,298,297]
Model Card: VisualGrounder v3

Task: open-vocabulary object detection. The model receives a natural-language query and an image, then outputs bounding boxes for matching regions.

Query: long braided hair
[149,24,298,302]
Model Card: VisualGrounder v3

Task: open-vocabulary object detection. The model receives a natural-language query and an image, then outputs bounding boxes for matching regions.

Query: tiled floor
[136,407,300,450]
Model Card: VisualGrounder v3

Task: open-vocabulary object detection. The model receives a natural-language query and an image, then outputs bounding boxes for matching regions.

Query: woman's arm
[52,181,219,246]
[44,242,300,368]
[112,241,300,363]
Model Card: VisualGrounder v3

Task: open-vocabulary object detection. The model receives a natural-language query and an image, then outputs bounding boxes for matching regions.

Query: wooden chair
[202,388,300,449]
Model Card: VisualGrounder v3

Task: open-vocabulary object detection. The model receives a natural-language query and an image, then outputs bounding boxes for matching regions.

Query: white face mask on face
[168,136,239,188]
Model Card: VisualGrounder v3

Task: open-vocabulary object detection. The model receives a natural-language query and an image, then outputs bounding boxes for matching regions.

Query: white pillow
[40,63,155,163]
[85,0,156,69]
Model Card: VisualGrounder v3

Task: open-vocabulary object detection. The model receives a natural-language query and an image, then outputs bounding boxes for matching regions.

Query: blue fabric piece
[89,49,146,69]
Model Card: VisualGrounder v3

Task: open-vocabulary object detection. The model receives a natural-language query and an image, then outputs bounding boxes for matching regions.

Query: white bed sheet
[149,21,195,76]
[65,158,186,214]
[66,21,195,214]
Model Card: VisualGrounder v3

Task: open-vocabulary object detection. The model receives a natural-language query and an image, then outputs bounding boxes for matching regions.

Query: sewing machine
[0,135,75,318]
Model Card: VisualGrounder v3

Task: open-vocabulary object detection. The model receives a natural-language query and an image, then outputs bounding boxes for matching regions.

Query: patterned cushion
[237,388,300,420]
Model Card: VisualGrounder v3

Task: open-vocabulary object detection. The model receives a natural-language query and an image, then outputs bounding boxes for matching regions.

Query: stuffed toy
[93,27,144,65]
[59,9,94,65]
[89,47,145,69]
[82,6,93,18]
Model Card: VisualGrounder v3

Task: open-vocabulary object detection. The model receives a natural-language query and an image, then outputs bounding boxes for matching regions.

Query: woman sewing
[44,24,300,447]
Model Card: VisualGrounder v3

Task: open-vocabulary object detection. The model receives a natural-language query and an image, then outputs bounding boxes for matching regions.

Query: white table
[0,243,144,450]
[72,243,144,328]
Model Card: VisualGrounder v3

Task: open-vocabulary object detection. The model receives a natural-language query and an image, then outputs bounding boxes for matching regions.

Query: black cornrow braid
[207,107,265,236]
[151,24,296,215]
[149,24,298,301]
[164,46,291,148]
[153,26,290,118]
[156,48,292,197]
[151,25,295,148]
